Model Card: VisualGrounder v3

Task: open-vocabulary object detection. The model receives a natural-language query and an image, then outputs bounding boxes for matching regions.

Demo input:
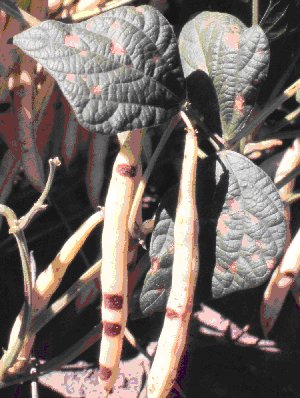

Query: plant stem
[252,0,259,26]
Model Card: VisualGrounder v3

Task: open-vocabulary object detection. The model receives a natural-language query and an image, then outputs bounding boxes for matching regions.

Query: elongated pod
[147,112,199,397]
[99,129,143,394]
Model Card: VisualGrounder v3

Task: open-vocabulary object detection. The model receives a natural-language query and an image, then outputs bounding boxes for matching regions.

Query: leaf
[133,151,286,317]
[13,5,185,135]
[179,11,270,142]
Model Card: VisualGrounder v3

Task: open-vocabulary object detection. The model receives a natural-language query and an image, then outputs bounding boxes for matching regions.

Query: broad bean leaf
[13,5,185,135]
[179,12,270,142]
[133,151,286,318]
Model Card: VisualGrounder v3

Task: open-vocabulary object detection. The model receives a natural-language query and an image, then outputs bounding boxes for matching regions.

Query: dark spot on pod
[166,308,180,319]
[103,321,122,337]
[284,271,295,278]
[117,164,137,177]
[103,294,123,310]
[99,365,112,381]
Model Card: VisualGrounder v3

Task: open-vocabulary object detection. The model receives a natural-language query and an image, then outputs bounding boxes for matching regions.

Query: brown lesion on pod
[116,164,137,178]
[103,321,122,337]
[99,364,112,381]
[166,307,180,319]
[103,294,123,310]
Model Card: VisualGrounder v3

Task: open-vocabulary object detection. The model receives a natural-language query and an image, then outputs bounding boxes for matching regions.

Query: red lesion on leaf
[249,214,259,224]
[228,260,238,274]
[91,85,102,96]
[111,21,121,30]
[241,235,249,248]
[79,50,88,57]
[99,365,112,381]
[150,256,160,273]
[234,95,245,114]
[136,6,145,13]
[215,263,225,273]
[224,30,240,50]
[251,253,260,262]
[255,240,263,249]
[86,21,95,31]
[266,258,276,270]
[110,40,127,55]
[66,73,76,83]
[117,164,137,177]
[103,294,123,310]
[217,213,230,235]
[151,55,161,63]
[252,79,260,86]
[203,15,215,28]
[103,321,122,337]
[227,198,240,212]
[64,34,81,48]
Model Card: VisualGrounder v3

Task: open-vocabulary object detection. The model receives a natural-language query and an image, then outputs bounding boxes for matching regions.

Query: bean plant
[0,0,299,397]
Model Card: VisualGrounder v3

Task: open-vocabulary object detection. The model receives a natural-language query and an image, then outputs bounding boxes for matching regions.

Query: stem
[16,158,61,232]
[229,79,300,146]
[252,0,259,26]
[0,210,32,379]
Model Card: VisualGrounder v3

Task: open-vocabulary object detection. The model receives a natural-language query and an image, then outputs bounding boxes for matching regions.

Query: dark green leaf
[133,151,286,317]
[13,5,185,135]
[179,11,270,142]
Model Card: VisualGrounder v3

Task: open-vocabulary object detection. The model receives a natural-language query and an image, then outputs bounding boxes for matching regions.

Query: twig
[252,0,259,25]
[16,158,61,232]
[0,159,61,378]
[6,209,104,377]
[99,130,143,393]
[147,111,199,397]
[229,79,300,146]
